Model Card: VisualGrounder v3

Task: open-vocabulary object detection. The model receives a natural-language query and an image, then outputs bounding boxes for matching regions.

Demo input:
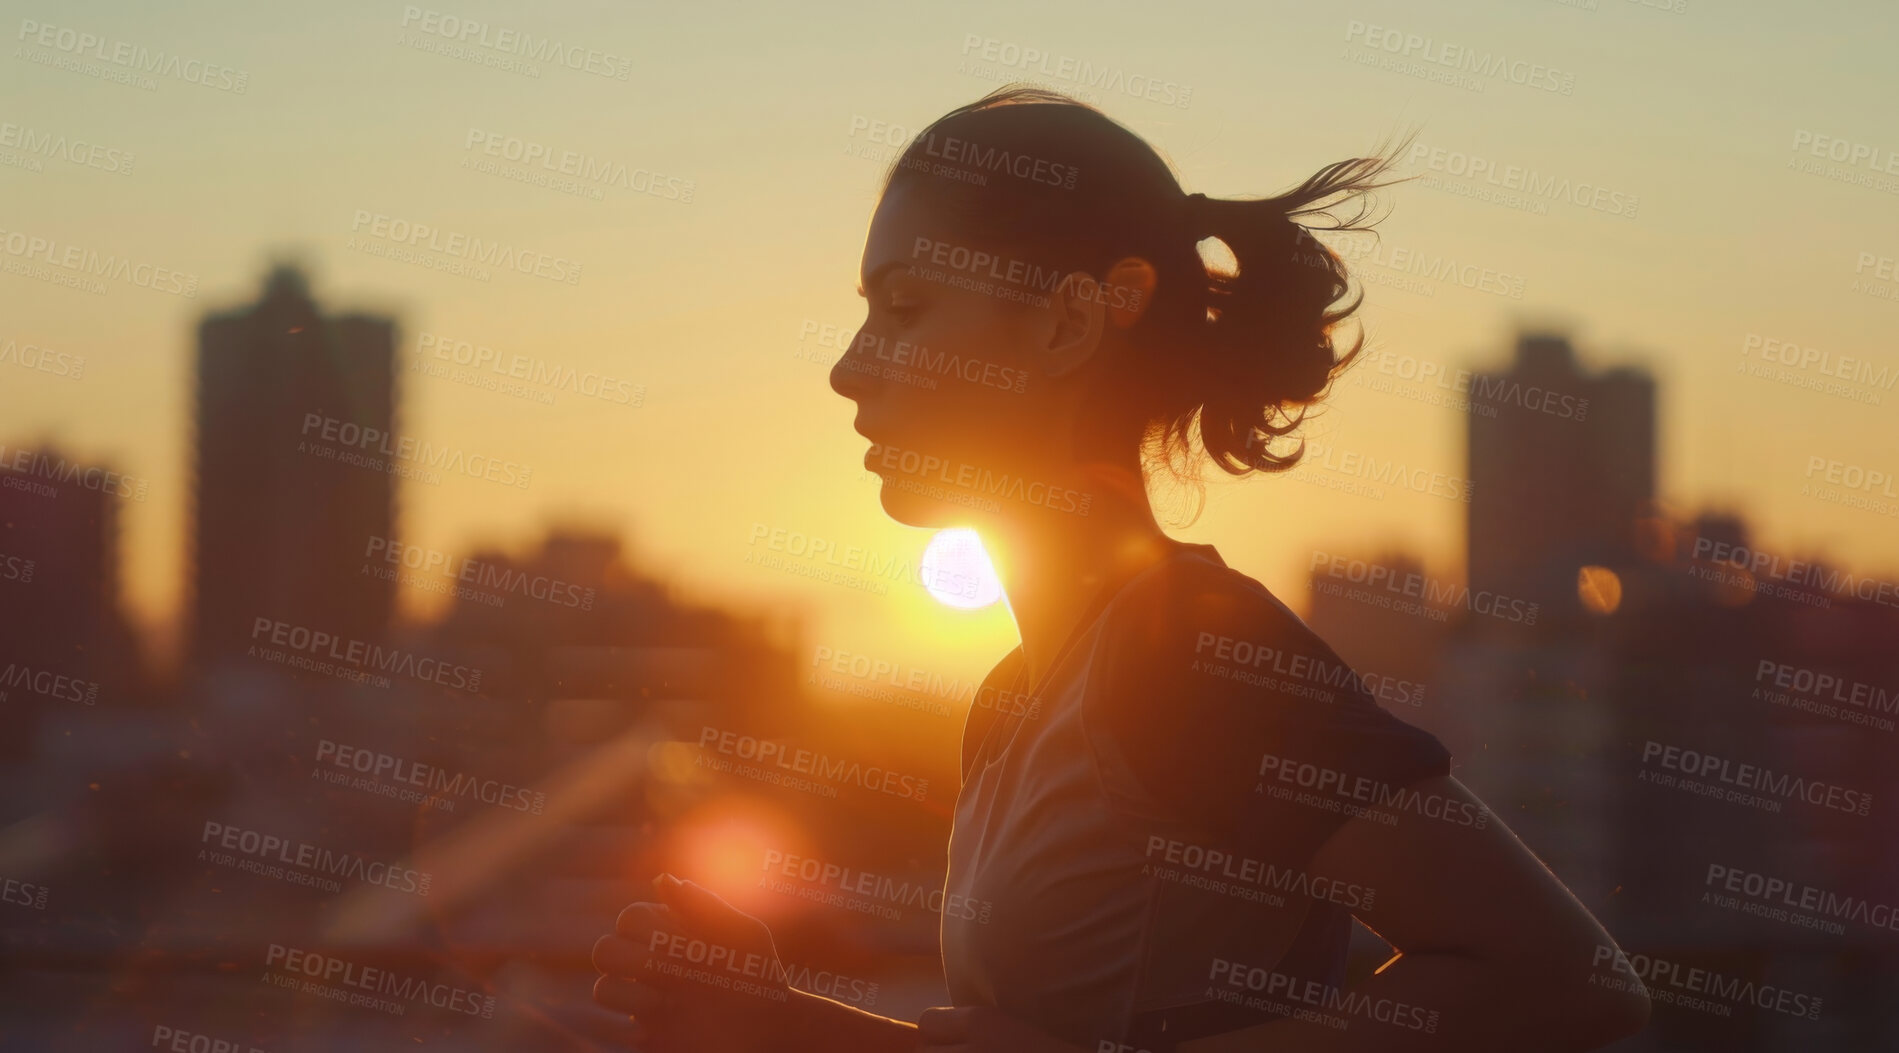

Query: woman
[592,88,1652,1052]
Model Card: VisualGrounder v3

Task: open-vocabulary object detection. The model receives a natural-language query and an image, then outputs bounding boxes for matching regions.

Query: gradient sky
[4,0,1896,685]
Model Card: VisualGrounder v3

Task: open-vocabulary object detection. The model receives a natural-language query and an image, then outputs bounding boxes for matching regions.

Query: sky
[4,0,1896,684]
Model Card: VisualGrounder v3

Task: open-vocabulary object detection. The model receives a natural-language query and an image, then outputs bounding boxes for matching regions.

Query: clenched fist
[592,873,793,1053]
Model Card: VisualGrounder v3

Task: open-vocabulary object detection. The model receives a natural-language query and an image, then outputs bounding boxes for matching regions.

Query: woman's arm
[1178,775,1651,1053]
[778,989,919,1053]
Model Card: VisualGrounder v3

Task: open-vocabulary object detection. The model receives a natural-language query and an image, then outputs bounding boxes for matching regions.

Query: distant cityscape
[2,266,1895,1050]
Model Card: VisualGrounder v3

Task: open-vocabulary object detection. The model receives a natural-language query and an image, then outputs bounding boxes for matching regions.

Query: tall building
[189,266,396,672]
[1467,332,1656,628]
[1431,332,1660,908]
[0,444,139,753]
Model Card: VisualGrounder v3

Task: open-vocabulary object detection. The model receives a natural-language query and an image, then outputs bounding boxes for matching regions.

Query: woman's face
[831,180,1079,530]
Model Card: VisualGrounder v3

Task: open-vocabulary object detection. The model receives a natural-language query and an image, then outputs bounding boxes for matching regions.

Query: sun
[920,528,1004,609]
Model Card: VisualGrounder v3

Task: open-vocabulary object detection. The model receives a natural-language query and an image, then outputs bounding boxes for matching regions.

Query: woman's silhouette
[592,87,1652,1053]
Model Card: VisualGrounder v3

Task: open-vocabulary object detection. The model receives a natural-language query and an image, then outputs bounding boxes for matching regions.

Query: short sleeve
[1085,553,1451,869]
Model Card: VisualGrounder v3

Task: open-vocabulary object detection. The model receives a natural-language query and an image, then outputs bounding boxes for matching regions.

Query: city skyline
[9,264,1896,698]
[6,0,1897,692]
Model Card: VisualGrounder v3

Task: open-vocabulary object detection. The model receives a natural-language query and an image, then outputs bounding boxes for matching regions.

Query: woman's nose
[828,329,879,401]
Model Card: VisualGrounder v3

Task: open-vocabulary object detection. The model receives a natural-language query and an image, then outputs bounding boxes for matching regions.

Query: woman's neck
[982,490,1175,689]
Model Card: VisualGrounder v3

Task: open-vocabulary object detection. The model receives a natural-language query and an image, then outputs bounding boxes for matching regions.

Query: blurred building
[1427,333,1898,1049]
[0,444,141,755]
[188,266,397,674]
[1467,332,1656,630]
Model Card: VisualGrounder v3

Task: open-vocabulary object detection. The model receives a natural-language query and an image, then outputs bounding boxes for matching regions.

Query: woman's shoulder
[1096,543,1341,700]
[1087,543,1451,834]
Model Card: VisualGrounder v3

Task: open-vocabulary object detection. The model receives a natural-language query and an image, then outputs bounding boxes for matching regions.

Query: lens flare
[1578,565,1623,615]
[921,528,1004,609]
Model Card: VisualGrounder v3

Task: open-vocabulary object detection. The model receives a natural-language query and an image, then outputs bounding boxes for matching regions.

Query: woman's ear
[1103,257,1157,329]
[1040,258,1158,377]
[1041,270,1109,378]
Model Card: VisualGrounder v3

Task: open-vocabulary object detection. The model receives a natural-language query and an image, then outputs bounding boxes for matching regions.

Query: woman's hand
[592,873,792,1053]
[916,1006,1092,1053]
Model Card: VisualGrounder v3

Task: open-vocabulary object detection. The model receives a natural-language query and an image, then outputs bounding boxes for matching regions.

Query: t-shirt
[942,541,1450,1051]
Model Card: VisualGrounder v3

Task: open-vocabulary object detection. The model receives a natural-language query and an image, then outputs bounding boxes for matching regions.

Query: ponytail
[1172,149,1409,476]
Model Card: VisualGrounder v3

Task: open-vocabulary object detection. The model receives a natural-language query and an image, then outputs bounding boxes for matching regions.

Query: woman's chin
[877,482,973,530]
